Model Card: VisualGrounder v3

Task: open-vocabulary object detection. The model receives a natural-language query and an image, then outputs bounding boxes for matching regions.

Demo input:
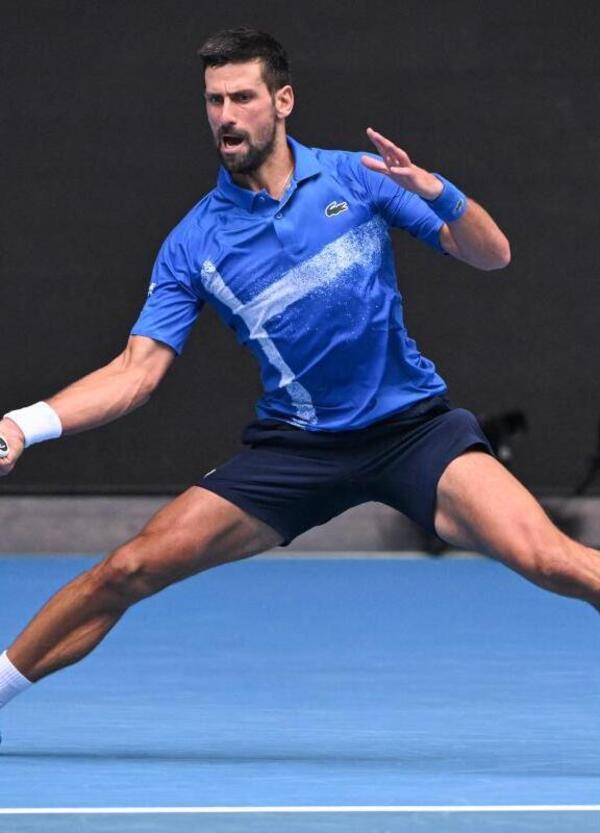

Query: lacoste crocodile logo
[325,200,349,217]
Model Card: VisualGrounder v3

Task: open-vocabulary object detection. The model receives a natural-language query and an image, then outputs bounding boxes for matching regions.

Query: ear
[274,84,294,120]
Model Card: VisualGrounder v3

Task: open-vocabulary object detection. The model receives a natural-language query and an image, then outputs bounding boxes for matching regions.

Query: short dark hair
[198,27,291,93]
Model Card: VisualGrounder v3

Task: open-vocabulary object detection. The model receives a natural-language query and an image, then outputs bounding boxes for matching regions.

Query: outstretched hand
[361,128,443,200]
[0,418,25,477]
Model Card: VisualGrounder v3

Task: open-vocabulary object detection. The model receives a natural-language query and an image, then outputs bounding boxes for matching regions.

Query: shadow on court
[3,747,600,781]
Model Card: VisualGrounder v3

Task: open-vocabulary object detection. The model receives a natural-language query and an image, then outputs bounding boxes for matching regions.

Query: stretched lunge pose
[1,28,598,722]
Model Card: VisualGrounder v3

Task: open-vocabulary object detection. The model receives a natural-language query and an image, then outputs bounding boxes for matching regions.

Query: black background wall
[2,0,599,494]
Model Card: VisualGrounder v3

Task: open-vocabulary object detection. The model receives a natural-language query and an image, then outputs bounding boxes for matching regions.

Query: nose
[221,97,236,126]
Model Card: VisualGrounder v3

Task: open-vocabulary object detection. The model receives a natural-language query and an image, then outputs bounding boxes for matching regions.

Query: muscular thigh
[434,450,566,573]
[107,486,283,588]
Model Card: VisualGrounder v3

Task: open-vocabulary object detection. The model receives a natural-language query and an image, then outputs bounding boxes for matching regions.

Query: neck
[232,132,294,201]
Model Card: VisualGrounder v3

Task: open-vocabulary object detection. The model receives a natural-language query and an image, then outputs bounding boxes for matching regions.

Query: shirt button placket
[273,209,283,247]
[274,212,295,253]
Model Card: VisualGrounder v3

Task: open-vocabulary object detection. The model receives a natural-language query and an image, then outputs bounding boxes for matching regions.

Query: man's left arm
[362,128,511,271]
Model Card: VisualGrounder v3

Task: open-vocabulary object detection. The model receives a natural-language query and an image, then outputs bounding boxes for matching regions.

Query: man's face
[204,60,280,174]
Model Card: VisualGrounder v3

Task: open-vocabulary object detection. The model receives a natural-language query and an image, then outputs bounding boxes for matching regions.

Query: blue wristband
[425,174,467,223]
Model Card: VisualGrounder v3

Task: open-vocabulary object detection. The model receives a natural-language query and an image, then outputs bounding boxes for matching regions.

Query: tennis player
[1,29,597,718]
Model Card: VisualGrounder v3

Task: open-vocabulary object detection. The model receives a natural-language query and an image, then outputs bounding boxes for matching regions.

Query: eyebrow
[204,88,257,99]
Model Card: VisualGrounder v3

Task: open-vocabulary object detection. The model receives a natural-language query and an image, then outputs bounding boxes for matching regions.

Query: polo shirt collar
[217,135,321,210]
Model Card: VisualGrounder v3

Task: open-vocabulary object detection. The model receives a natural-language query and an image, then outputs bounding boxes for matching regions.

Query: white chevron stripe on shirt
[200,215,387,425]
[200,260,317,424]
[242,216,386,337]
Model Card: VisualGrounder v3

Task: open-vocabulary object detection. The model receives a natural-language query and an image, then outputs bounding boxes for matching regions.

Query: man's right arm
[0,335,175,477]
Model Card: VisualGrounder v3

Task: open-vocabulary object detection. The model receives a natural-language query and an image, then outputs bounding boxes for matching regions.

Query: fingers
[367,127,401,156]
[0,462,14,478]
[360,154,390,175]
[361,155,412,183]
[366,126,394,152]
[0,421,25,476]
[0,436,13,476]
[366,127,412,169]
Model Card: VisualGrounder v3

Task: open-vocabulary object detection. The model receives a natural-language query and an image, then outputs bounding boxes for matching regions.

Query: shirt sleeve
[352,152,445,252]
[130,232,204,355]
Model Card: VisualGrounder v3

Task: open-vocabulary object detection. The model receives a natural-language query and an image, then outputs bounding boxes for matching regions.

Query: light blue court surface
[1,555,599,832]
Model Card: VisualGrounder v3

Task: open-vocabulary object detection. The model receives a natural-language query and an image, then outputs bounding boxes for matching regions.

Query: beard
[216,117,277,174]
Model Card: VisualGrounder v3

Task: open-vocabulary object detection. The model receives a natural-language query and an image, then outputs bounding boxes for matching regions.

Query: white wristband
[4,402,63,448]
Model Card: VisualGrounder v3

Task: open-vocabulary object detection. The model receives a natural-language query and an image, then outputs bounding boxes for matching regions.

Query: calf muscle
[8,487,282,682]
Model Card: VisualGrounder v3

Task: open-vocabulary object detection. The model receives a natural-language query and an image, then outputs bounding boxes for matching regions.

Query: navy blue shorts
[198,397,492,544]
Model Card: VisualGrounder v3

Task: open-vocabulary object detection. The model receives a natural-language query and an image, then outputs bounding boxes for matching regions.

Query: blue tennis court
[1,554,599,831]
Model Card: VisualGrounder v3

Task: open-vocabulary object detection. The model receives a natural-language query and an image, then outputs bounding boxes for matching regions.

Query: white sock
[0,651,32,708]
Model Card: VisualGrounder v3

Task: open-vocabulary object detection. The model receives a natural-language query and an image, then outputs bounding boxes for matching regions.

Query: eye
[206,94,222,105]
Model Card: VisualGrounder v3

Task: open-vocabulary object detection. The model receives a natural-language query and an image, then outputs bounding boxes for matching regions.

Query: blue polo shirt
[131,136,448,431]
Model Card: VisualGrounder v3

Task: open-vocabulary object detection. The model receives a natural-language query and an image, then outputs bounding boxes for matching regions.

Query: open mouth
[221,134,245,150]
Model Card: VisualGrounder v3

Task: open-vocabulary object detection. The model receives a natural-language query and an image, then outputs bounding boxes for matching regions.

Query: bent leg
[9,487,282,681]
[434,451,600,605]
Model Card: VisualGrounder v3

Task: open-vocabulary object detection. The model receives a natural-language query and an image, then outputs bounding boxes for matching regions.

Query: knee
[93,538,165,607]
